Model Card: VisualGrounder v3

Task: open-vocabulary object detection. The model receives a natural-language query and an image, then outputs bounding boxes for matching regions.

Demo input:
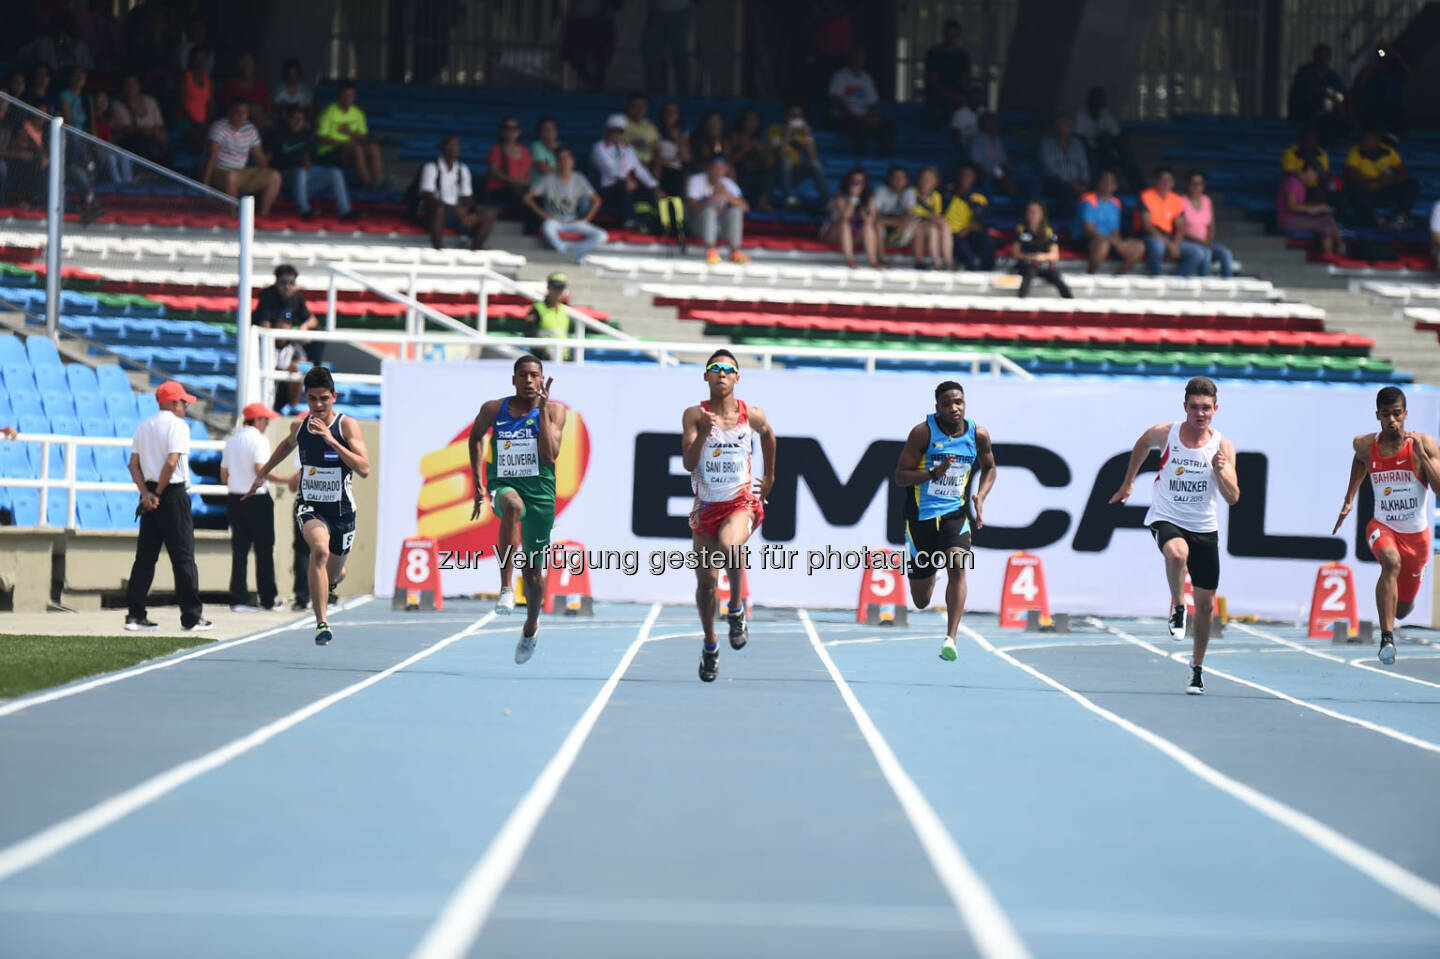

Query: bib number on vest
[301,466,343,503]
[496,436,539,477]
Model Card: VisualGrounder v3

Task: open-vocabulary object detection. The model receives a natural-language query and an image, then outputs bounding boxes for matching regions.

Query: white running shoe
[496,588,516,615]
[1167,604,1186,640]
[939,638,957,661]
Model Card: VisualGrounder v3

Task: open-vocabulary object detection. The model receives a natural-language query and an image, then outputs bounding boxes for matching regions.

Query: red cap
[155,381,197,405]
[241,402,281,421]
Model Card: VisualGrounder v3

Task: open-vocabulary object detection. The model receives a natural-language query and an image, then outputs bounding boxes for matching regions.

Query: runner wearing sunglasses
[681,350,777,682]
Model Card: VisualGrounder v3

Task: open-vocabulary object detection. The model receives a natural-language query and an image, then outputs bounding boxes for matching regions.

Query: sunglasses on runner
[705,362,738,374]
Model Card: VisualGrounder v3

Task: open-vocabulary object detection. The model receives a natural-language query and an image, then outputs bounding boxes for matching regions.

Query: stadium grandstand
[2,2,1440,956]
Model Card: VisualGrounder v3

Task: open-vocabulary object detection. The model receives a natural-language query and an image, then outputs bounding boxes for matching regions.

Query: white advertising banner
[376,360,1438,623]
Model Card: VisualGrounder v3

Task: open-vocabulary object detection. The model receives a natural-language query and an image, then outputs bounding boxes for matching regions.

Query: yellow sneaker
[729,249,751,264]
[705,247,721,265]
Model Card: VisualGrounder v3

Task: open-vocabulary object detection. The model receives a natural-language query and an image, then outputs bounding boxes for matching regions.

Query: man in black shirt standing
[254,264,324,368]
[924,20,972,131]
[265,106,356,222]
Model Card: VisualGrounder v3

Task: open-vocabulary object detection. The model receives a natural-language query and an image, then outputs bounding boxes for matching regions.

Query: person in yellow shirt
[943,164,996,270]
[623,91,659,165]
[764,103,828,207]
[1344,128,1420,228]
[1280,125,1329,175]
[315,80,384,189]
[910,165,952,269]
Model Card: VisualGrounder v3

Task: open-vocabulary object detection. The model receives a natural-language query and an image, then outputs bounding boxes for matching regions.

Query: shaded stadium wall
[999,0,1153,116]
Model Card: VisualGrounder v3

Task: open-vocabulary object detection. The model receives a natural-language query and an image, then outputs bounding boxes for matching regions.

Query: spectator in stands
[125,380,210,632]
[765,103,826,209]
[25,64,58,114]
[526,145,607,263]
[530,116,560,185]
[822,167,883,269]
[4,69,25,104]
[944,164,996,271]
[1079,170,1143,275]
[591,113,663,230]
[201,98,281,217]
[874,166,919,258]
[1073,87,1142,193]
[0,102,44,208]
[1431,199,1439,272]
[316,80,384,189]
[624,92,659,166]
[418,134,496,250]
[483,115,532,212]
[111,74,170,169]
[1281,124,1329,176]
[1344,128,1420,229]
[1039,113,1090,221]
[1139,167,1206,276]
[829,46,893,156]
[1276,161,1341,255]
[1181,170,1233,278]
[687,154,751,265]
[654,100,692,196]
[523,271,573,361]
[222,402,284,611]
[222,53,271,131]
[177,47,213,149]
[1013,200,1073,298]
[271,59,314,122]
[266,106,354,222]
[911,165,952,270]
[924,20,971,131]
[57,65,92,131]
[1353,48,1409,138]
[727,108,769,211]
[969,110,1017,199]
[949,85,985,153]
[255,264,323,366]
[175,17,210,81]
[690,110,726,170]
[1288,44,1347,143]
[643,0,693,95]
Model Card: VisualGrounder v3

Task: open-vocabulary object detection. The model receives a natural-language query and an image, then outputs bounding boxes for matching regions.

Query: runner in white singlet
[1109,377,1240,695]
[680,350,777,683]
[1332,386,1440,665]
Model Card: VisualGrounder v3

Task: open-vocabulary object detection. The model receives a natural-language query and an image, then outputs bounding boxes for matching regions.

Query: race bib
[701,444,748,492]
[496,436,539,477]
[928,459,968,499]
[301,466,343,502]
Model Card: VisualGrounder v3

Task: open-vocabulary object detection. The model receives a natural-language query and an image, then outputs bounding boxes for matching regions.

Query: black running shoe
[315,622,333,646]
[699,646,719,682]
[1378,633,1396,666]
[1186,665,1204,695]
[727,610,748,650]
[1168,604,1186,640]
[124,615,158,631]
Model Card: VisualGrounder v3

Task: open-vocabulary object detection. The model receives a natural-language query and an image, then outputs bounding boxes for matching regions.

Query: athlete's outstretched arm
[749,406,777,500]
[1213,435,1239,506]
[1414,433,1440,498]
[680,405,714,473]
[468,400,499,519]
[971,426,997,529]
[892,423,934,487]
[538,381,566,465]
[1332,433,1370,534]
[1107,423,1170,504]
[334,416,371,478]
[244,421,302,499]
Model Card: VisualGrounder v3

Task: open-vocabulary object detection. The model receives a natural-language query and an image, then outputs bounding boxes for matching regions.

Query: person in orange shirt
[1138,166,1207,276]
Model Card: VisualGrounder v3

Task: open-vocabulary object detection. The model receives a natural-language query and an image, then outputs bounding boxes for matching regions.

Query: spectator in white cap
[590,112,664,230]
[686,155,750,265]
[125,381,210,632]
[222,402,286,611]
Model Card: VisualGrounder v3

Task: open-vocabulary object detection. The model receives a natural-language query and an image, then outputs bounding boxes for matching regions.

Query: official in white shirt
[589,113,663,230]
[417,133,496,251]
[125,380,211,631]
[221,402,284,611]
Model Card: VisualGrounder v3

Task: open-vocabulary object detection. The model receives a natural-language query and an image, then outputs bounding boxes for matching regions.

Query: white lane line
[799,609,1030,959]
[998,639,1131,654]
[1088,618,1440,756]
[823,635,934,647]
[1230,621,1440,692]
[411,603,665,959]
[0,596,375,718]
[0,609,497,883]
[959,622,1440,918]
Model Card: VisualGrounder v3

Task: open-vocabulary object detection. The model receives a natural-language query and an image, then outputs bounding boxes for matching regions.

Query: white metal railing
[0,433,227,531]
[251,325,1032,380]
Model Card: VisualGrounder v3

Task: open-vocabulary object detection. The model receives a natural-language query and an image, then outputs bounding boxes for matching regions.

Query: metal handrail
[0,432,228,531]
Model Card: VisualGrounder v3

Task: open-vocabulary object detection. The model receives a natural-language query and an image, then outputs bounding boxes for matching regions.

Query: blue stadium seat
[66,363,100,395]
[16,411,47,436]
[103,391,134,420]
[134,393,154,417]
[26,336,63,368]
[9,489,39,525]
[42,391,75,421]
[59,291,97,315]
[0,441,35,477]
[3,362,34,393]
[111,414,139,438]
[97,447,131,481]
[49,412,81,435]
[80,416,111,437]
[96,364,132,396]
[0,392,13,422]
[0,334,26,365]
[77,491,110,529]
[73,446,99,481]
[34,364,66,392]
[46,490,68,527]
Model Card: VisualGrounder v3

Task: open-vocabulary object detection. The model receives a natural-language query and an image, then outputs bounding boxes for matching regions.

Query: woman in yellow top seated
[909,165,953,270]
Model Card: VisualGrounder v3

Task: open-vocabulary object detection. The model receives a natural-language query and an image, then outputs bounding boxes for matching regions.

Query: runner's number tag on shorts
[496,436,539,477]
[301,466,343,503]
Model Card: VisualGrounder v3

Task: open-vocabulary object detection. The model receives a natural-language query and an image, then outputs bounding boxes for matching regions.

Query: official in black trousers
[221,401,284,610]
[125,380,211,631]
